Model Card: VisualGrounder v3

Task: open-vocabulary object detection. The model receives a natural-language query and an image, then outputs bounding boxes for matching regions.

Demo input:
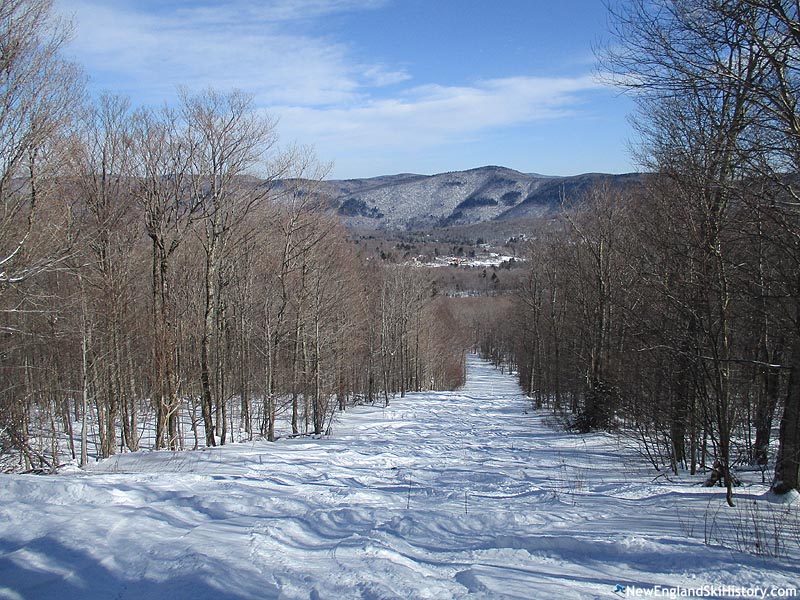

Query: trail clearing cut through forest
[0,356,798,599]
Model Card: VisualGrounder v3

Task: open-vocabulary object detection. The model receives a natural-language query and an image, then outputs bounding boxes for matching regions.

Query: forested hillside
[476,0,800,503]
[312,166,645,230]
[0,0,468,472]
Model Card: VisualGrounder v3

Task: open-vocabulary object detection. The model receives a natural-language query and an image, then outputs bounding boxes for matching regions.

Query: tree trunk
[773,301,800,494]
[200,235,219,447]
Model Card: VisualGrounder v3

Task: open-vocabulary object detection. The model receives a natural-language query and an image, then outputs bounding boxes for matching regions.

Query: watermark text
[613,585,797,599]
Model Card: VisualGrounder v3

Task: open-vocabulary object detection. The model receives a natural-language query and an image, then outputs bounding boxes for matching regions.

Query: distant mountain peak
[313,166,644,231]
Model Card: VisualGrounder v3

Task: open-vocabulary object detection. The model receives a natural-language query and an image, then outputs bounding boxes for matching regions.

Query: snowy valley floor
[1,356,798,600]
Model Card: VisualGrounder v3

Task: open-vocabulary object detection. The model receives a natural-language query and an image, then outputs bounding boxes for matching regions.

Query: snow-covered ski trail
[0,355,797,599]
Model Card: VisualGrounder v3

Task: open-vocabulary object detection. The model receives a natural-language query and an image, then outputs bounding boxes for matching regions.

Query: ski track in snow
[0,356,798,599]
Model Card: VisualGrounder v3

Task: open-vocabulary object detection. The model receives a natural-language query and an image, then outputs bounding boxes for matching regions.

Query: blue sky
[55,0,637,179]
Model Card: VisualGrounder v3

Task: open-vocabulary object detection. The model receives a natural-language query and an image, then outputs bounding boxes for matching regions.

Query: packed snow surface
[1,357,798,599]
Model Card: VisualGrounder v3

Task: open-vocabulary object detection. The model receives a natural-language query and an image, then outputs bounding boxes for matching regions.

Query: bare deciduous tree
[181,88,277,447]
[0,0,84,469]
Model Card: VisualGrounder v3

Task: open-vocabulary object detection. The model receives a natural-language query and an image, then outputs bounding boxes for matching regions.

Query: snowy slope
[322,166,550,230]
[0,357,798,599]
[317,167,647,230]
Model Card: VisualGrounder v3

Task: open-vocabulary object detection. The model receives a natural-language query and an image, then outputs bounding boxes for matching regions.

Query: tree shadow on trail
[0,537,275,600]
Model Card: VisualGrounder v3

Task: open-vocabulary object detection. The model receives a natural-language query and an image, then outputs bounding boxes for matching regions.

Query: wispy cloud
[276,75,602,149]
[171,0,388,25]
[54,0,618,177]
[56,0,394,105]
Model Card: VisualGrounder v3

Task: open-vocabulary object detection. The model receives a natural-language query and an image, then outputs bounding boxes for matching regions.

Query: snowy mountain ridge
[313,166,645,230]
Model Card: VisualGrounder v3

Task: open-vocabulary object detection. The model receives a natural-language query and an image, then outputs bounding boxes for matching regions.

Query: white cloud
[361,65,412,88]
[54,1,620,178]
[173,0,388,25]
[275,75,602,150]
[56,0,387,105]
